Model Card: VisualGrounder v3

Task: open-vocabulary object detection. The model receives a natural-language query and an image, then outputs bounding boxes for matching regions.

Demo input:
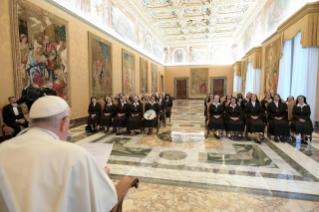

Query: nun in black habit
[291,95,314,144]
[144,96,160,135]
[225,97,245,140]
[113,96,129,135]
[208,95,224,139]
[246,94,264,144]
[87,97,101,132]
[127,96,143,136]
[267,94,289,142]
[165,94,173,122]
[100,96,116,133]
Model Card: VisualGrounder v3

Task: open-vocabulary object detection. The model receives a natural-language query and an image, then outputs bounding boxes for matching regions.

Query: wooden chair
[140,100,146,134]
[0,108,15,142]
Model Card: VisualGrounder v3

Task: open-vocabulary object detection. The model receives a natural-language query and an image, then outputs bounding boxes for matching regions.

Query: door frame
[210,76,227,96]
[174,77,189,99]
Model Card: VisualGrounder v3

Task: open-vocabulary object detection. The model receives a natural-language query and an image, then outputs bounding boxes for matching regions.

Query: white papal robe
[0,127,117,212]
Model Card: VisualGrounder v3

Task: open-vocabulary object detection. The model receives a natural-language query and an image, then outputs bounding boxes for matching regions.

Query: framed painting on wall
[88,32,112,100]
[122,49,135,94]
[140,58,148,93]
[265,39,280,95]
[151,64,158,92]
[10,0,71,104]
[190,68,208,95]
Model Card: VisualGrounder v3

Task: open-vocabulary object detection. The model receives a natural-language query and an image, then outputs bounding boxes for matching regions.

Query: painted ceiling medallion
[183,8,211,17]
[142,0,173,8]
[186,19,210,27]
[151,11,177,19]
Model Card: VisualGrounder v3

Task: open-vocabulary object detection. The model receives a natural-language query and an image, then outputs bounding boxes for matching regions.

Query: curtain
[291,32,319,123]
[245,62,260,96]
[233,70,237,92]
[277,39,293,100]
[245,62,254,96]
[237,76,241,92]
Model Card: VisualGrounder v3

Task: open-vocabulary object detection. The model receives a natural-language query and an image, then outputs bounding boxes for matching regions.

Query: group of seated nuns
[205,92,314,144]
[87,93,173,136]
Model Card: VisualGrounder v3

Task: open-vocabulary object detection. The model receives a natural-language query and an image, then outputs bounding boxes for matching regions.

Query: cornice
[245,46,262,58]
[261,31,278,45]
[232,61,242,67]
[277,2,319,34]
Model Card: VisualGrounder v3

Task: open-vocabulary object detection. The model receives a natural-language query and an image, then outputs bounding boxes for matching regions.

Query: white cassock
[0,127,117,212]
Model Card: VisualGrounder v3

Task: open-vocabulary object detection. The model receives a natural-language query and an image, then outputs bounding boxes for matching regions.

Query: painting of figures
[122,49,135,94]
[140,58,148,93]
[10,0,71,104]
[151,64,158,92]
[264,0,293,34]
[190,68,208,95]
[88,32,112,99]
[265,39,280,95]
[191,47,207,63]
[111,1,135,44]
[174,49,184,63]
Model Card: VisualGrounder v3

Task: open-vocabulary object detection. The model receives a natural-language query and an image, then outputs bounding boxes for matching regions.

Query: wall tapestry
[140,58,148,93]
[151,64,158,92]
[122,49,135,94]
[10,0,71,104]
[190,68,208,95]
[265,39,280,95]
[88,32,112,99]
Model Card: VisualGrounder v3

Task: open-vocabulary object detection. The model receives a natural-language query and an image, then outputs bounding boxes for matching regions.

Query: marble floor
[69,100,319,212]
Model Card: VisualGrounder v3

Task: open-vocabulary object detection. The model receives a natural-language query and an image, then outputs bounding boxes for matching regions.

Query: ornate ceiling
[120,0,268,46]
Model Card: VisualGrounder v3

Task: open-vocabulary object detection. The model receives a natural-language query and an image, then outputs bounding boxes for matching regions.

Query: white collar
[93,102,96,106]
[297,103,307,108]
[274,101,279,107]
[230,104,236,108]
[213,102,220,106]
[28,127,60,140]
[121,102,127,105]
[150,101,156,105]
[265,98,272,102]
[251,101,256,106]
[133,102,139,106]
[107,102,113,106]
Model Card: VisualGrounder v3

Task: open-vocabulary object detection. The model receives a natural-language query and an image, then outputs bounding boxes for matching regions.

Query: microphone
[67,134,73,142]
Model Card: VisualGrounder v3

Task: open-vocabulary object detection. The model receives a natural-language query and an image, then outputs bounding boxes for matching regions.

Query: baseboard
[69,116,88,129]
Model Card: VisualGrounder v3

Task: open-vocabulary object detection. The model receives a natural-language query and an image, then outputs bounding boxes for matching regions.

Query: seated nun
[225,97,245,140]
[100,96,116,133]
[144,96,159,135]
[87,96,101,132]
[0,96,117,212]
[222,93,232,110]
[267,94,289,142]
[208,94,224,139]
[246,94,264,144]
[113,96,129,135]
[291,95,314,144]
[127,96,143,136]
[158,93,166,127]
[165,94,173,122]
[261,92,273,124]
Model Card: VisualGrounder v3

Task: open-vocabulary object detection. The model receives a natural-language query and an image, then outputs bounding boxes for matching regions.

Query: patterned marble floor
[69,100,319,211]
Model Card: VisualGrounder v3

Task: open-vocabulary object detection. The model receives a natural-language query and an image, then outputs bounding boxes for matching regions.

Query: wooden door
[212,79,224,97]
[176,80,187,99]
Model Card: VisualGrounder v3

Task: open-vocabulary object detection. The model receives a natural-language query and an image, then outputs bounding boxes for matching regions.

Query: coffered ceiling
[120,0,268,46]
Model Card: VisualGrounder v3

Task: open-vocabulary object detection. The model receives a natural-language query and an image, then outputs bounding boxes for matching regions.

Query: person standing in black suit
[165,94,173,122]
[3,97,28,135]
[208,95,224,139]
[87,97,101,132]
[246,94,264,144]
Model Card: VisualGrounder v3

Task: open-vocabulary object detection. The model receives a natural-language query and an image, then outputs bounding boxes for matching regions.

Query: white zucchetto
[29,96,69,119]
